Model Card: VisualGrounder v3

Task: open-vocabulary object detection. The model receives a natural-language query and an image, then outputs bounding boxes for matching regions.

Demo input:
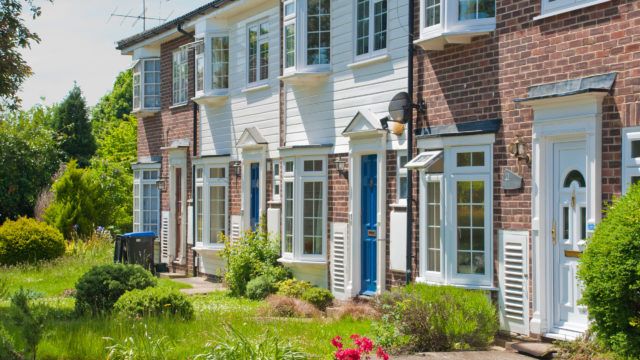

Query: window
[133,167,161,234]
[622,127,640,193]
[272,161,281,201]
[284,0,296,69]
[458,0,495,20]
[132,59,160,111]
[417,144,492,287]
[356,0,387,57]
[248,21,269,84]
[194,164,228,246]
[281,157,327,260]
[307,0,330,65]
[397,152,408,204]
[542,0,605,16]
[172,48,188,105]
[211,36,229,90]
[282,0,331,74]
[424,0,441,27]
[195,42,205,93]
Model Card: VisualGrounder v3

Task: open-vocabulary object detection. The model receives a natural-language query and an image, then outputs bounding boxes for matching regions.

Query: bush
[114,287,194,320]
[0,325,20,360]
[578,183,640,358]
[262,295,321,318]
[301,287,334,311]
[246,275,277,300]
[375,284,497,352]
[276,279,313,299]
[0,217,65,266]
[220,227,290,297]
[74,263,157,315]
[330,302,379,321]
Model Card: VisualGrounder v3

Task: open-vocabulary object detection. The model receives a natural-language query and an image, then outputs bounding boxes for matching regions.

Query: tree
[0,105,61,223]
[91,70,133,137]
[52,84,96,167]
[0,0,51,110]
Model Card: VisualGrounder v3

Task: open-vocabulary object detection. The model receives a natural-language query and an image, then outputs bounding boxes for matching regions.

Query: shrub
[276,279,313,299]
[74,263,157,315]
[578,183,640,358]
[0,217,65,266]
[246,275,277,300]
[375,284,497,352]
[262,295,321,318]
[330,302,380,321]
[114,287,194,320]
[0,325,20,360]
[301,287,334,311]
[220,227,290,297]
[9,288,45,360]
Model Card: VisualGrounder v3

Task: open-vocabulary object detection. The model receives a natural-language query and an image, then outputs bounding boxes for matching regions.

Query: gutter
[406,0,415,285]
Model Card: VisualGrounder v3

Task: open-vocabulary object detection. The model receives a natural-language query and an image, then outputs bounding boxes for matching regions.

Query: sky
[19,0,211,109]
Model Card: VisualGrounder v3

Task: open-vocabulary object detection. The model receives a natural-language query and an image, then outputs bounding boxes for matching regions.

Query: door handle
[551,219,557,246]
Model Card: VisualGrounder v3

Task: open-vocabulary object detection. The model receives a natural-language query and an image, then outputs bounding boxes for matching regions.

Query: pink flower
[335,348,361,360]
[376,346,390,360]
[331,336,343,349]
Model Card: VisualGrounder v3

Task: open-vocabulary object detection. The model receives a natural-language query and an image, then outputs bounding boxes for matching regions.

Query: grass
[0,241,371,359]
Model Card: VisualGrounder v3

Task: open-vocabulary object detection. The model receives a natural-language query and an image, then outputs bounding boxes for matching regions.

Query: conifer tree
[52,84,96,167]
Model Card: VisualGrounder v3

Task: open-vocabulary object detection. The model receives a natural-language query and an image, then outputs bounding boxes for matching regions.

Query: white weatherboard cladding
[284,0,409,153]
[499,230,530,336]
[199,1,281,159]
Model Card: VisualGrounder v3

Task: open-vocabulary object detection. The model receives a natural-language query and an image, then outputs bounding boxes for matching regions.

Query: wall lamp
[334,157,347,177]
[156,179,167,192]
[508,136,531,164]
[233,161,242,176]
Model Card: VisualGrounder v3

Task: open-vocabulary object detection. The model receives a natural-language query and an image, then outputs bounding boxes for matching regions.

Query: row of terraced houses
[116,0,640,340]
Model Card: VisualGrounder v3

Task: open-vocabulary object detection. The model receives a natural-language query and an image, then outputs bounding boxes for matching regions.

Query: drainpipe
[406,0,415,285]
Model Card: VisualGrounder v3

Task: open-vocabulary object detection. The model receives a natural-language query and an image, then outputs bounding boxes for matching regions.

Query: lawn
[0,242,371,359]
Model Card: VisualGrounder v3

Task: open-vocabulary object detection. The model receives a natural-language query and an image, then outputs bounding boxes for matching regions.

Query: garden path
[172,277,225,295]
[394,350,532,359]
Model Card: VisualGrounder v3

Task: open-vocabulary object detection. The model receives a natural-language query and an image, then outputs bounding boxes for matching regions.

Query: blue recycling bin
[114,232,157,274]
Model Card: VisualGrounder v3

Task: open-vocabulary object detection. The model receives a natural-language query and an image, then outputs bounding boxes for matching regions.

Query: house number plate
[367,230,376,237]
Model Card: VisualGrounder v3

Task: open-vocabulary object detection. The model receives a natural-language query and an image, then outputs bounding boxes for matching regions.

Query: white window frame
[194,164,229,248]
[282,0,331,76]
[622,127,640,193]
[272,160,281,202]
[396,151,408,205]
[417,142,493,288]
[354,0,388,61]
[283,0,296,70]
[172,47,189,105]
[540,0,609,18]
[280,156,328,262]
[247,20,270,86]
[195,41,205,94]
[132,165,161,234]
[210,34,230,91]
[419,0,496,41]
[132,58,161,112]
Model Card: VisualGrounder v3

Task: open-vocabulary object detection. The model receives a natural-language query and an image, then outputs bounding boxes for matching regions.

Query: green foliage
[276,279,313,299]
[0,217,65,266]
[300,287,334,311]
[554,333,616,360]
[0,0,50,110]
[220,228,291,297]
[104,323,173,360]
[52,85,96,167]
[578,183,640,358]
[74,264,157,316]
[9,288,45,360]
[91,70,133,137]
[245,275,277,300]
[0,105,61,223]
[114,287,194,320]
[193,326,307,360]
[375,284,498,352]
[0,325,21,360]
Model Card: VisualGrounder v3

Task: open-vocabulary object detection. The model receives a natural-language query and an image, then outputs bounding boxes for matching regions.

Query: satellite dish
[388,92,410,124]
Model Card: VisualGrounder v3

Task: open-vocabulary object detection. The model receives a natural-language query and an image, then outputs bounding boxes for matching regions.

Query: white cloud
[18,0,210,109]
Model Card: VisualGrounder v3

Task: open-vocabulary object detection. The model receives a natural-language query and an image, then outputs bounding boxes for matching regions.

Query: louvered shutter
[230,215,242,242]
[160,211,170,263]
[331,222,349,300]
[499,230,530,335]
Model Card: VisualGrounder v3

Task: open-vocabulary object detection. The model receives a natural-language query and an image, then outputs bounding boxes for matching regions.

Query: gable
[342,109,385,136]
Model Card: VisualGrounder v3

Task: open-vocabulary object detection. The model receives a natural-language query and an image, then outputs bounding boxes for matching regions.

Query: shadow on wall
[288,79,336,146]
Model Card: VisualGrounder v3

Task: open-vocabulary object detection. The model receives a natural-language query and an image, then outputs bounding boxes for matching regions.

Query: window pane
[212,36,229,89]
[195,44,204,92]
[196,186,203,242]
[457,152,484,167]
[563,206,569,240]
[273,163,280,176]
[260,41,269,81]
[143,170,159,180]
[196,168,203,179]
[458,0,495,20]
[285,161,294,173]
[426,181,441,272]
[425,0,441,27]
[285,23,296,68]
[284,182,294,253]
[303,181,323,255]
[248,27,258,83]
[143,59,161,108]
[356,0,370,56]
[580,207,586,240]
[172,49,188,104]
[304,160,323,172]
[209,168,225,179]
[632,140,640,158]
[133,73,141,109]
[307,0,330,65]
[209,186,225,244]
[456,180,485,275]
[373,0,387,51]
[285,1,295,16]
[398,176,408,200]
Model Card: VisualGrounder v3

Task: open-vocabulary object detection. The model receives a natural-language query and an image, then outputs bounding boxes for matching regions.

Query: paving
[172,277,225,295]
[394,350,532,359]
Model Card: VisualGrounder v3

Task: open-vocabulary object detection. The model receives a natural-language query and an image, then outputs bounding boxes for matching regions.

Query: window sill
[389,202,407,209]
[242,83,270,93]
[267,200,282,205]
[192,92,228,107]
[415,277,498,291]
[279,71,331,86]
[533,0,610,21]
[131,108,160,118]
[414,27,495,51]
[278,257,327,267]
[347,54,391,70]
[169,102,189,110]
[193,245,224,257]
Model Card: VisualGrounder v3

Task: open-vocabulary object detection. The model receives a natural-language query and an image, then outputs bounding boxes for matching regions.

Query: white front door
[551,141,589,335]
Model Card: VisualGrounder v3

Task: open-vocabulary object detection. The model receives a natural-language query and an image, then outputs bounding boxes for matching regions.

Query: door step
[511,342,556,359]
[158,271,187,279]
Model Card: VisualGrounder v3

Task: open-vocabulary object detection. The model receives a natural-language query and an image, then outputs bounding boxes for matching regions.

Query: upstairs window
[356,0,388,58]
[283,0,296,69]
[282,0,331,74]
[212,36,230,90]
[172,48,189,105]
[424,0,441,27]
[195,42,205,93]
[307,0,331,66]
[541,0,605,17]
[248,21,269,84]
[132,58,160,111]
[458,0,495,20]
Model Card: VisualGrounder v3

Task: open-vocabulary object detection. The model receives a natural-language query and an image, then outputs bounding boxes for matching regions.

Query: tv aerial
[108,0,174,31]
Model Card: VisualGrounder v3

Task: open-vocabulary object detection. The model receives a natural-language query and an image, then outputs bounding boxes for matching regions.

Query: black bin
[114,232,157,274]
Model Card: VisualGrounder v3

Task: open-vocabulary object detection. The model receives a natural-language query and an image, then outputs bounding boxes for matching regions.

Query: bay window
[248,21,270,85]
[211,36,229,90]
[284,0,296,70]
[193,33,229,105]
[622,127,640,193]
[541,0,608,17]
[356,0,388,58]
[416,144,493,287]
[194,164,228,247]
[172,47,189,105]
[281,157,327,261]
[132,58,160,113]
[133,166,161,234]
[195,42,205,93]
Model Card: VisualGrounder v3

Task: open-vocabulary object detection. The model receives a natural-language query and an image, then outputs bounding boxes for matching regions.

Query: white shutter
[331,222,349,300]
[230,215,242,242]
[267,208,281,238]
[160,211,170,263]
[499,230,530,335]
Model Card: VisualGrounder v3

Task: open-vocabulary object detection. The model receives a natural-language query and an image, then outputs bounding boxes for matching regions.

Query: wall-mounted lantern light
[508,136,530,164]
[156,179,167,192]
[233,161,242,176]
[334,157,347,177]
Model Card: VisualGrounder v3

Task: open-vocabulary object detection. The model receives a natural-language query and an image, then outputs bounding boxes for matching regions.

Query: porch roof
[415,118,502,139]
[514,72,616,103]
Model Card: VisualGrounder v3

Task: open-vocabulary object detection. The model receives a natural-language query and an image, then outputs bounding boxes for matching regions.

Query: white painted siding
[284,0,409,153]
[200,0,281,158]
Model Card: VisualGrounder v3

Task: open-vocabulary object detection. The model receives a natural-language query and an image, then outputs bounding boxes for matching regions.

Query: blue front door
[250,163,260,230]
[361,154,377,294]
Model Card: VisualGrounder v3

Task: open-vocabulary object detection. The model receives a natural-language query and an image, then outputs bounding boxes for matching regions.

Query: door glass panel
[456,180,485,275]
[580,207,586,240]
[302,181,323,255]
[284,182,294,253]
[563,170,586,188]
[563,206,569,240]
[426,181,441,272]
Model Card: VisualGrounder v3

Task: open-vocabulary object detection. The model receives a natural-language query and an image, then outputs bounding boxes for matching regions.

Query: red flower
[331,336,344,350]
[335,348,361,360]
[376,346,390,360]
